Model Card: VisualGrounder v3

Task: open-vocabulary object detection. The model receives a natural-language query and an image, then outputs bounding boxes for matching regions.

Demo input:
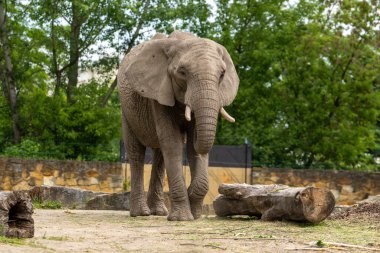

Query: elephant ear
[124,39,175,106]
[219,46,239,106]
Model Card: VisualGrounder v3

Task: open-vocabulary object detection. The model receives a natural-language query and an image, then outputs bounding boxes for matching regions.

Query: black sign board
[120,141,251,168]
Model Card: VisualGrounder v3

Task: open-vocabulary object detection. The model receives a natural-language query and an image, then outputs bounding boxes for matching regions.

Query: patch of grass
[44,236,68,241]
[296,221,327,228]
[32,198,62,209]
[0,236,25,245]
[206,242,222,247]
[186,234,202,241]
[316,240,326,248]
[191,216,379,246]
[123,179,130,192]
[255,234,273,239]
[204,242,226,250]
[42,232,68,241]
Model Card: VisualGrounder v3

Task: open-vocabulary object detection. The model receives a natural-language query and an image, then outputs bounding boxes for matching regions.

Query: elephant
[117,30,239,221]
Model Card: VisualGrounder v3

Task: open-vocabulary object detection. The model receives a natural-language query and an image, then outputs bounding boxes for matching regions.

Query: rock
[28,186,130,211]
[85,192,130,210]
[29,186,104,209]
[329,205,351,217]
[0,191,34,238]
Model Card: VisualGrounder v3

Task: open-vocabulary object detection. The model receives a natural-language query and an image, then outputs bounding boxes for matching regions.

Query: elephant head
[123,31,239,154]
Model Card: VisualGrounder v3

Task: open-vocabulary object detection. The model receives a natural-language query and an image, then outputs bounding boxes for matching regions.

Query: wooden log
[0,191,34,238]
[213,184,335,223]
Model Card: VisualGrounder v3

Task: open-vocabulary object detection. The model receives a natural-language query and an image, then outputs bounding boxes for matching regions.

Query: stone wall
[1,157,379,205]
[0,157,123,193]
[251,167,380,205]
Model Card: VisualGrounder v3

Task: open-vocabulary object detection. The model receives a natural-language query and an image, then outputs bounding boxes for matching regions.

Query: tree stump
[213,184,335,223]
[0,191,34,238]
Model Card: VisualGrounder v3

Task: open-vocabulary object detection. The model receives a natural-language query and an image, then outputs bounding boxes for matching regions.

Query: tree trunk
[213,184,335,223]
[0,59,8,98]
[67,0,81,104]
[100,77,117,107]
[50,7,61,96]
[0,0,21,144]
[0,191,34,238]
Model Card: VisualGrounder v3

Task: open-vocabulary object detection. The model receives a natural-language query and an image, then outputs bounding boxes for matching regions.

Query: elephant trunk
[191,83,219,155]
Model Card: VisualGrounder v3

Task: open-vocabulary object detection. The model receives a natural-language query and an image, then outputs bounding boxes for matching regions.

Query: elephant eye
[219,70,225,83]
[177,66,186,77]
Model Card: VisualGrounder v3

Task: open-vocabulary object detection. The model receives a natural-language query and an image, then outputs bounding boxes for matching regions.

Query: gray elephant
[117,31,239,221]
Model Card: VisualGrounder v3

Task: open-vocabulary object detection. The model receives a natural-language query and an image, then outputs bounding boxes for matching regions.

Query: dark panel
[120,141,251,168]
[208,145,251,168]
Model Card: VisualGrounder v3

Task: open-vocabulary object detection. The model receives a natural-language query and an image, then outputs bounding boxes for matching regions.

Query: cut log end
[0,191,34,238]
[299,187,336,223]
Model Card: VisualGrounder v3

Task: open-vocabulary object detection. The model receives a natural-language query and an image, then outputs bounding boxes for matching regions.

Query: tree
[0,0,21,143]
[0,0,213,161]
[214,0,380,170]
[29,0,112,103]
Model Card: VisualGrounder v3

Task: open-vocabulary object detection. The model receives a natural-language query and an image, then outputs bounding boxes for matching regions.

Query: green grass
[32,199,62,209]
[0,236,25,245]
[316,240,326,247]
[0,236,49,250]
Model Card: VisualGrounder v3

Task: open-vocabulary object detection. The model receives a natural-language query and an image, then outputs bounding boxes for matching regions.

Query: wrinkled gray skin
[117,31,239,221]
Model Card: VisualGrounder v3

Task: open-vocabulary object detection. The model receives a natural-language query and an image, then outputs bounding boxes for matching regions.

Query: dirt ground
[0,209,379,253]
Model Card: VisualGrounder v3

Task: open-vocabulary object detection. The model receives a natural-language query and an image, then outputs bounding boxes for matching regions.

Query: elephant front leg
[122,117,150,217]
[164,151,193,221]
[147,148,168,216]
[152,102,193,221]
[187,124,209,219]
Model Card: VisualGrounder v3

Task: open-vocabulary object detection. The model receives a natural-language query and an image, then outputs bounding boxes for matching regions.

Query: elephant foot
[148,202,169,216]
[130,201,150,217]
[167,208,194,221]
[189,198,204,219]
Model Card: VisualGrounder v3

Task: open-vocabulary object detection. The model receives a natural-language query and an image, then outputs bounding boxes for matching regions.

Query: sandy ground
[1,209,379,253]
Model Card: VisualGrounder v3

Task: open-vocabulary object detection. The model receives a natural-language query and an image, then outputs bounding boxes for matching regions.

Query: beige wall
[0,157,123,193]
[122,164,250,204]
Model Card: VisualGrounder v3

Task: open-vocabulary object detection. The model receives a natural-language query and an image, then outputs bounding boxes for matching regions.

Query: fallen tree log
[213,184,335,223]
[0,191,34,238]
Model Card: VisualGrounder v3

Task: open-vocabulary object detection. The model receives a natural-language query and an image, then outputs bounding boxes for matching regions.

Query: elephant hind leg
[147,148,168,216]
[123,117,150,217]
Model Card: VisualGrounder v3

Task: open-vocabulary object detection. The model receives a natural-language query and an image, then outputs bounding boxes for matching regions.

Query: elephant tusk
[220,107,235,123]
[185,105,191,121]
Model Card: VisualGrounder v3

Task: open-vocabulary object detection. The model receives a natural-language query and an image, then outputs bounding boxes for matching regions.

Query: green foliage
[3,139,42,159]
[0,0,211,162]
[214,0,380,170]
[123,179,131,192]
[0,0,379,170]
